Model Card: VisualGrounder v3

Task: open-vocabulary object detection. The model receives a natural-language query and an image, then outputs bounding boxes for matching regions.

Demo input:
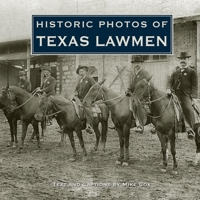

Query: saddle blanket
[92,104,101,118]
[193,99,200,124]
[71,98,101,118]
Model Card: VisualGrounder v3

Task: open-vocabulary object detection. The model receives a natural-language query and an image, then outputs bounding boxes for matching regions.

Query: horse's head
[131,76,154,104]
[1,86,18,113]
[83,78,106,106]
[34,95,51,121]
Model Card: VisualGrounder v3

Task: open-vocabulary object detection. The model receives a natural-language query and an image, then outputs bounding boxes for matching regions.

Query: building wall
[0,65,20,88]
[57,21,198,95]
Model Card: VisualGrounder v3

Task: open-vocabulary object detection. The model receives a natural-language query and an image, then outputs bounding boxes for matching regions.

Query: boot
[187,128,195,140]
[135,125,144,134]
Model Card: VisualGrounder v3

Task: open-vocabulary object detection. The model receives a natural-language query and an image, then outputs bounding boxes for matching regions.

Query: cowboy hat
[131,55,144,63]
[19,71,26,76]
[76,65,88,74]
[177,52,191,59]
[43,65,52,73]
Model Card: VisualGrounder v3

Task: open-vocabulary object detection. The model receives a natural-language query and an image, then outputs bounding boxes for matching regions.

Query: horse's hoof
[17,149,22,154]
[115,160,122,165]
[93,147,98,152]
[12,144,17,148]
[160,168,167,173]
[172,170,178,175]
[82,157,87,162]
[122,162,129,167]
[69,157,76,162]
[7,143,12,147]
[40,138,44,142]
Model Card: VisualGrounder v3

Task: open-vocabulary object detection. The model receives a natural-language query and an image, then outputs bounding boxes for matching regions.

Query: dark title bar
[32,15,173,55]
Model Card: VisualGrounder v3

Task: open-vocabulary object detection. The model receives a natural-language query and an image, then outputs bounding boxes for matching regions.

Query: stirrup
[187,129,195,140]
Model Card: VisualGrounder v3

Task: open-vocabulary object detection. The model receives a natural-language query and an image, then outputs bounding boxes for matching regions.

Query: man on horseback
[74,66,96,101]
[126,55,153,133]
[36,65,56,97]
[166,52,198,140]
[18,71,31,92]
[73,65,96,134]
[36,65,57,126]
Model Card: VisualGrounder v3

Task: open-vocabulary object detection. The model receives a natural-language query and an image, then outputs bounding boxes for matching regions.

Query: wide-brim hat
[131,55,144,63]
[43,65,52,73]
[19,71,26,76]
[76,65,88,74]
[177,52,191,59]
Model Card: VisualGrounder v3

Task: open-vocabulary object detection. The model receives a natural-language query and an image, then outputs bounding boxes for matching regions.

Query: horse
[0,94,19,148]
[1,86,50,152]
[83,79,144,166]
[130,76,200,172]
[34,95,109,161]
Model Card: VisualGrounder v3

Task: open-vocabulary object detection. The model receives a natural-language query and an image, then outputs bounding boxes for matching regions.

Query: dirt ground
[0,113,199,200]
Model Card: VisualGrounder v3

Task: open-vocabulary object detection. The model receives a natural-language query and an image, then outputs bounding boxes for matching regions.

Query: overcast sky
[0,0,200,42]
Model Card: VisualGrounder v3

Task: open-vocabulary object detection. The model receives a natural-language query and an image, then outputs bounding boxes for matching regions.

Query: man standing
[166,52,198,140]
[36,65,56,96]
[18,71,31,92]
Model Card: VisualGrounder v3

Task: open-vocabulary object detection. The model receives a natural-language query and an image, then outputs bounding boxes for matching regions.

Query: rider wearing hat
[36,65,56,97]
[74,65,96,101]
[166,52,198,140]
[125,55,152,133]
[18,71,32,92]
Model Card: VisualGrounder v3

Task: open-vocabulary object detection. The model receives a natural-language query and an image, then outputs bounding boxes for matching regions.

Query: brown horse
[83,79,141,166]
[34,95,109,161]
[130,77,184,172]
[1,86,49,152]
[0,94,19,148]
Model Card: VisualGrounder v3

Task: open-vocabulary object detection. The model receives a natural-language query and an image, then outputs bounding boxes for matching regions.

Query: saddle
[192,99,200,124]
[71,97,85,120]
[91,104,102,118]
[71,97,102,119]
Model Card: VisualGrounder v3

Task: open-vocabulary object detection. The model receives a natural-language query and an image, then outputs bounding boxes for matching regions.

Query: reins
[135,81,172,119]
[91,83,126,107]
[6,90,38,111]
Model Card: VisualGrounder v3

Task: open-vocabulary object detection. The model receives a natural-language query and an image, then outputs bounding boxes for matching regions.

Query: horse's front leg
[169,129,178,173]
[93,125,100,151]
[75,129,87,161]
[12,118,18,148]
[18,121,28,153]
[32,121,41,149]
[122,124,130,167]
[158,131,168,172]
[41,120,46,142]
[101,120,108,152]
[115,127,124,165]
[7,119,14,147]
[67,129,77,161]
[193,123,200,166]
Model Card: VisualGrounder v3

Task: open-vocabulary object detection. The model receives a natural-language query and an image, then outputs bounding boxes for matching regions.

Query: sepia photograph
[0,0,200,199]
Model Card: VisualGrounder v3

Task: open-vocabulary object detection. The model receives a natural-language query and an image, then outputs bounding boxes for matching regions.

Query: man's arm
[41,78,56,94]
[27,82,32,93]
[191,70,198,99]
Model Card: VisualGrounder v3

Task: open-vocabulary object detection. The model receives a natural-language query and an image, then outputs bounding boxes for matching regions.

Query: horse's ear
[145,75,153,83]
[98,78,106,86]
[1,85,9,91]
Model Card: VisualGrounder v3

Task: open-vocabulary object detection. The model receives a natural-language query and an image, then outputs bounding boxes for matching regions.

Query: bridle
[87,83,126,107]
[3,88,38,112]
[39,96,63,117]
[133,80,172,119]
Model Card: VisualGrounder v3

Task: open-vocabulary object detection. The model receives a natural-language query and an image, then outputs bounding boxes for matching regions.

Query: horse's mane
[8,86,32,97]
[0,95,5,109]
[50,95,71,107]
[101,85,122,96]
